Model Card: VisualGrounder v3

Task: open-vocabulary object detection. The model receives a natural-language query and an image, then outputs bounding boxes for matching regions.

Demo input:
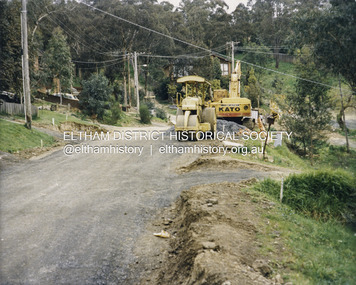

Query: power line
[78,1,354,95]
[80,2,212,54]
[139,54,204,59]
[237,48,295,56]
[239,60,340,92]
[72,56,126,64]
[32,1,114,57]
[78,58,126,70]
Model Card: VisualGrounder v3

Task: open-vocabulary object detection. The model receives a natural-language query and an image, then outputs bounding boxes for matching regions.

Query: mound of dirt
[140,180,285,285]
[59,121,107,133]
[177,156,284,174]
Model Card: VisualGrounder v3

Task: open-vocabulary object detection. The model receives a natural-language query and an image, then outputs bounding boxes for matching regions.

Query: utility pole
[21,0,32,129]
[339,73,350,153]
[134,51,139,114]
[127,53,131,107]
[123,53,128,111]
[231,41,235,72]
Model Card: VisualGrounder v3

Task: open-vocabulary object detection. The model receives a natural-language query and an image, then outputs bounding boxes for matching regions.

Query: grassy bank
[257,195,356,284]
[34,109,94,126]
[254,170,355,222]
[244,179,356,284]
[0,119,56,153]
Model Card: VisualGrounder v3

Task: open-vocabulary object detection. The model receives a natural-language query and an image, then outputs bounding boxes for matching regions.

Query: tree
[244,68,262,108]
[281,47,332,164]
[0,1,22,95]
[239,42,272,77]
[292,0,356,152]
[192,56,221,81]
[79,73,113,120]
[40,27,73,103]
[139,104,151,124]
[249,0,293,68]
[297,0,356,94]
[231,4,255,43]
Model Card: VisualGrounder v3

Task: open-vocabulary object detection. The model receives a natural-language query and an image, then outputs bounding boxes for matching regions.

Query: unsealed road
[1,133,268,284]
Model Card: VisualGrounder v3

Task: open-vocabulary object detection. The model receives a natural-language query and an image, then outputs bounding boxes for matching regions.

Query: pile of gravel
[165,119,245,137]
[164,126,175,136]
[216,119,246,134]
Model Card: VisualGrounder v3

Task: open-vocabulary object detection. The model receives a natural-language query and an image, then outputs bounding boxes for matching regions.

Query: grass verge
[0,119,56,153]
[244,185,356,284]
[253,170,355,222]
[34,109,94,126]
[259,198,355,284]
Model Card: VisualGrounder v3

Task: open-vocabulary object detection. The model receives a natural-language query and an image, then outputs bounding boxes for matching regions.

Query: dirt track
[0,126,291,284]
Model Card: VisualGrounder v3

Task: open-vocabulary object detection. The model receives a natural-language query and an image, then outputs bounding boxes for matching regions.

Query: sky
[161,0,249,13]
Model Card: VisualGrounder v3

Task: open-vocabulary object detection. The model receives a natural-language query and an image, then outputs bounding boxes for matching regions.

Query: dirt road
[0,128,286,284]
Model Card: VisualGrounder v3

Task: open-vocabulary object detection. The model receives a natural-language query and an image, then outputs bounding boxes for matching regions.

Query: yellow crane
[211,60,254,128]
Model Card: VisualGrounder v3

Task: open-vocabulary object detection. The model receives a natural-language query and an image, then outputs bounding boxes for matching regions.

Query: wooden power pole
[21,0,32,129]
[134,51,139,114]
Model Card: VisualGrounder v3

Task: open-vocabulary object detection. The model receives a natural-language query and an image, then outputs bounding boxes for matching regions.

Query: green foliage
[268,144,309,169]
[271,76,283,94]
[139,104,151,124]
[192,56,222,81]
[257,193,356,284]
[254,170,356,222]
[154,78,171,100]
[281,47,332,163]
[318,145,356,174]
[102,104,121,125]
[0,0,22,93]
[79,73,113,120]
[293,0,356,94]
[39,27,74,92]
[155,108,167,120]
[220,76,230,90]
[244,68,262,107]
[240,43,272,76]
[0,119,56,153]
[33,109,93,127]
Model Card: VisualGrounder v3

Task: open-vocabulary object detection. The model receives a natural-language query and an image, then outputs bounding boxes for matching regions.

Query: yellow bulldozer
[175,75,216,140]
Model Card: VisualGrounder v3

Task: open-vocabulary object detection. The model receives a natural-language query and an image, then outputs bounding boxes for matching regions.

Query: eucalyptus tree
[249,0,293,68]
[282,47,332,164]
[0,0,22,94]
[291,0,356,151]
[40,28,74,103]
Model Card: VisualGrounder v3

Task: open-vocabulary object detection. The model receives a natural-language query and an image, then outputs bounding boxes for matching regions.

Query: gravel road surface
[0,130,269,284]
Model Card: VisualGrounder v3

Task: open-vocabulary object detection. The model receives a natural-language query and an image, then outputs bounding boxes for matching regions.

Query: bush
[254,170,356,222]
[102,106,121,125]
[139,104,151,124]
[155,108,166,120]
[79,73,113,120]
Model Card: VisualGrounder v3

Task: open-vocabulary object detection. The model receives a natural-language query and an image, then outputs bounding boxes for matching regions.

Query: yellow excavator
[211,60,254,128]
[175,75,216,140]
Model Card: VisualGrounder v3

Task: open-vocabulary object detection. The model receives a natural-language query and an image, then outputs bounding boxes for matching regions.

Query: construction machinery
[175,75,216,140]
[211,60,255,128]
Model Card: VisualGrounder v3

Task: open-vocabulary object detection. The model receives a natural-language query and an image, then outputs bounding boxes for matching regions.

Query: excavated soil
[137,180,285,285]
[177,155,295,179]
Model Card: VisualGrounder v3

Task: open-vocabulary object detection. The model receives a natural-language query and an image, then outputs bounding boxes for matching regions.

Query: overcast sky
[161,0,249,13]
